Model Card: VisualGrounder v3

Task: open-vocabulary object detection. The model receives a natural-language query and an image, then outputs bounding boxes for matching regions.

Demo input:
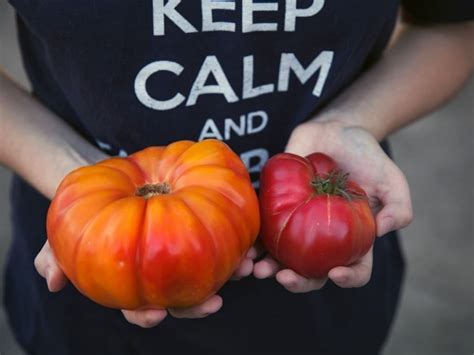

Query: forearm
[318,21,474,141]
[0,70,106,199]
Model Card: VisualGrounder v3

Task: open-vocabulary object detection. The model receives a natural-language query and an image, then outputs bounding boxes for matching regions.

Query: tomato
[47,140,260,309]
[259,152,375,278]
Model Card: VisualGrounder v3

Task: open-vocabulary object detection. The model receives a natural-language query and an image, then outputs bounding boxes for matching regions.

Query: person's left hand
[253,118,413,292]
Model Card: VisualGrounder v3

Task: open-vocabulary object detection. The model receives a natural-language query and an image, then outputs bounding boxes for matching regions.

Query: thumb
[34,240,68,292]
[375,165,413,236]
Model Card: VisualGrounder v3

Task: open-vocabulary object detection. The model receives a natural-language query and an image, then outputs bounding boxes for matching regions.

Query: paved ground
[1,3,473,354]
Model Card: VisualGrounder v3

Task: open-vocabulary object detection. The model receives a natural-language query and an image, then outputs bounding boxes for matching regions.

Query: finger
[34,241,68,292]
[375,166,413,237]
[46,266,69,292]
[168,295,223,319]
[245,246,259,260]
[34,241,53,278]
[276,269,327,293]
[246,239,266,260]
[232,240,270,280]
[253,255,282,279]
[328,247,373,288]
[122,309,168,328]
[231,257,254,280]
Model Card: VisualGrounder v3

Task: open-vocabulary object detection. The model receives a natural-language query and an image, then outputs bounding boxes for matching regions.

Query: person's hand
[253,119,413,292]
[33,136,265,328]
[34,240,261,328]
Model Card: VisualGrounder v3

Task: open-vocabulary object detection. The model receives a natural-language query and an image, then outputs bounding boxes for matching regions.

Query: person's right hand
[34,240,261,328]
[253,118,413,292]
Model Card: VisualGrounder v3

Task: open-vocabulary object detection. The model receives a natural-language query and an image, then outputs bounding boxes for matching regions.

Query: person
[1,1,472,354]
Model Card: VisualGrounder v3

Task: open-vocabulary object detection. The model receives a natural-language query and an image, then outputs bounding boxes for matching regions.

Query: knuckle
[397,169,408,183]
[291,123,307,137]
[390,163,408,183]
[401,209,414,227]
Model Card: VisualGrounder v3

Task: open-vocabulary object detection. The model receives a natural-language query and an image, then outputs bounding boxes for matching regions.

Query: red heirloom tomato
[259,152,376,278]
[47,140,260,309]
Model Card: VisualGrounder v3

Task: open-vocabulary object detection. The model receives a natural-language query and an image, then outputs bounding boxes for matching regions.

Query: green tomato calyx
[311,170,361,200]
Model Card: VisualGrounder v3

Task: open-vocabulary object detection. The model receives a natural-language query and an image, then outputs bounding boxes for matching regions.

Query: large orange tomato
[47,140,259,309]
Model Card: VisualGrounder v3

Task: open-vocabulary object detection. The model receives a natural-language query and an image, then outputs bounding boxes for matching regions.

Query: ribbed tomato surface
[47,140,260,309]
[259,152,375,278]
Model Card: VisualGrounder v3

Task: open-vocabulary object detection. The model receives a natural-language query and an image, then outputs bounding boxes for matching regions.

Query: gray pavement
[1,3,473,354]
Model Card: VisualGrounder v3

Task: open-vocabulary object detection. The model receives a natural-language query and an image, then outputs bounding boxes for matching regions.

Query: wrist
[48,140,108,197]
[23,136,108,200]
[287,119,375,160]
[64,138,109,168]
[313,108,388,142]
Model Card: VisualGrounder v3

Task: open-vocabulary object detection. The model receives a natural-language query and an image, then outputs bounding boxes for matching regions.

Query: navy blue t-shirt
[4,1,472,354]
[9,0,402,185]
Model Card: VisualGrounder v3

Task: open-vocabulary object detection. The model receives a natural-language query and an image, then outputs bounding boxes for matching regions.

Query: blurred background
[0,3,473,354]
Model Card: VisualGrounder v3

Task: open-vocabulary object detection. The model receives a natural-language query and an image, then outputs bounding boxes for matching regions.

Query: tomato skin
[259,152,375,278]
[47,140,260,309]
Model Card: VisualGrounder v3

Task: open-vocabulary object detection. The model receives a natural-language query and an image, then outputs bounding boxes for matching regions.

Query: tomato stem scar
[135,183,172,199]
